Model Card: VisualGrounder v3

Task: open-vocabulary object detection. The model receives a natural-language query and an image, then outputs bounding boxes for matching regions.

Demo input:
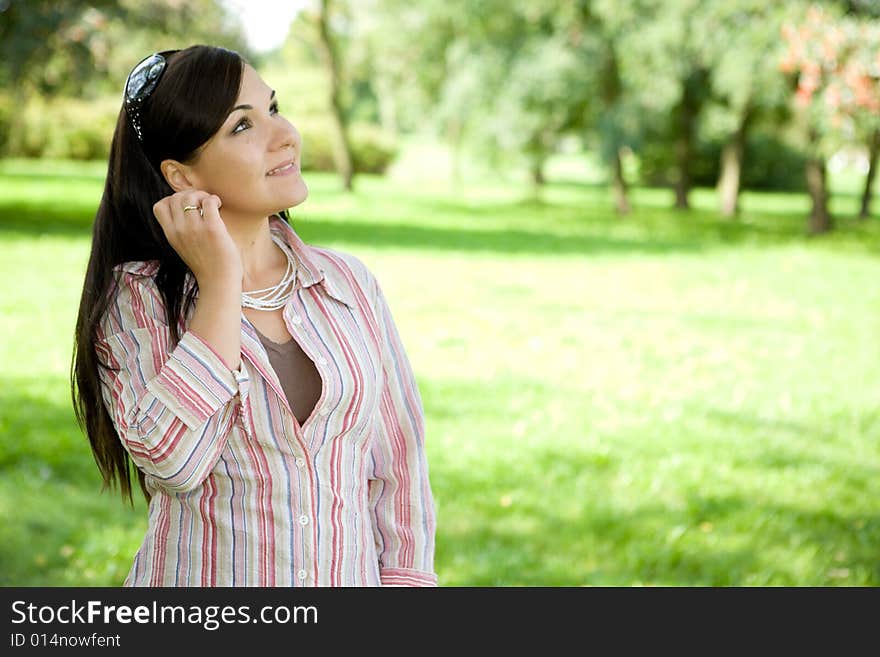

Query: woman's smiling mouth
[267,160,298,176]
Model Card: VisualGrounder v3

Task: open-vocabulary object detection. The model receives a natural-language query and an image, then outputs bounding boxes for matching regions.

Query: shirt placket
[295,451,315,585]
[284,303,320,585]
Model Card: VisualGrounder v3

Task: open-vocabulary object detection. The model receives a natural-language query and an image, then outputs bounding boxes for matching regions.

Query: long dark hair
[71,45,288,503]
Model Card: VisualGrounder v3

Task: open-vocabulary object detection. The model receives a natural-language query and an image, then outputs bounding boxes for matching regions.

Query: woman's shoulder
[308,245,378,294]
[106,260,165,304]
[271,215,377,294]
[310,245,371,277]
[110,260,192,293]
[112,260,160,278]
[98,261,164,339]
[106,260,171,313]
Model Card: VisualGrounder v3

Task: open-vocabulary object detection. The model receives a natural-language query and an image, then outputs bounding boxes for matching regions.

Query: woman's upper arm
[95,271,246,492]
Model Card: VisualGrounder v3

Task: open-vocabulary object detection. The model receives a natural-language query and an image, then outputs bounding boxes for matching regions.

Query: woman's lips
[267,161,298,176]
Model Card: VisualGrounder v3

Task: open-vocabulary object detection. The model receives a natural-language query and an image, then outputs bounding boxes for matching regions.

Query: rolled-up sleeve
[367,274,438,587]
[96,271,248,493]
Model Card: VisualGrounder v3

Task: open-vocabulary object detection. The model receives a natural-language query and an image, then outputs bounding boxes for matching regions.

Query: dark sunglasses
[123,49,179,142]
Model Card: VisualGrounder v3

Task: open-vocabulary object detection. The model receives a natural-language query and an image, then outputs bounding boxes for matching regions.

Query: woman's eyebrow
[229,89,276,114]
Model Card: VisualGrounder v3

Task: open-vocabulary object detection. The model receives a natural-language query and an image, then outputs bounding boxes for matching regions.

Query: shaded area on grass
[2,161,879,257]
[3,192,880,259]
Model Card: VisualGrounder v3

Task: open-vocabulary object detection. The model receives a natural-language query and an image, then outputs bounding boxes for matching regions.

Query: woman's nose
[275,121,299,153]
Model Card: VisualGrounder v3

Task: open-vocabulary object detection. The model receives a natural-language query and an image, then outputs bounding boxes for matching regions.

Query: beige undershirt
[254,328,322,425]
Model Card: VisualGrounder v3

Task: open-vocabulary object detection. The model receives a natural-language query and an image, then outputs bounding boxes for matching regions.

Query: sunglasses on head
[123,49,179,142]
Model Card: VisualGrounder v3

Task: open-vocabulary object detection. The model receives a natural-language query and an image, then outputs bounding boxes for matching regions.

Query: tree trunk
[375,74,398,135]
[611,146,631,215]
[316,0,354,191]
[717,105,752,218]
[673,80,699,210]
[529,153,545,203]
[600,42,630,215]
[531,158,545,187]
[527,130,547,194]
[806,156,832,234]
[859,128,879,220]
[448,118,463,192]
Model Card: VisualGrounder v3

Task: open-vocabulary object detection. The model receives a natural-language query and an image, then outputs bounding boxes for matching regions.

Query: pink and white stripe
[95,216,438,587]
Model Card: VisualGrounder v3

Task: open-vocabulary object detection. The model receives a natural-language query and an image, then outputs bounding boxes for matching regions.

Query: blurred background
[0,0,878,586]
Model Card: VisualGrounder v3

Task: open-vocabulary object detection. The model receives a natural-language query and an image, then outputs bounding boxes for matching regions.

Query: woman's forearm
[189,275,243,371]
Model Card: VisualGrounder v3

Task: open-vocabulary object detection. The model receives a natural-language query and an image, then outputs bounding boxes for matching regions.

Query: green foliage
[738,134,810,191]
[348,123,398,174]
[297,119,336,172]
[639,131,809,192]
[470,35,592,169]
[0,95,12,154]
[0,0,258,161]
[780,3,880,153]
[7,0,876,215]
[1,96,117,160]
[0,1,253,98]
[298,120,398,174]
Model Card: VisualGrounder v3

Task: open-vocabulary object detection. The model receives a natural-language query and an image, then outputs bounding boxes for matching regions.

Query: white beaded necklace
[241,233,299,311]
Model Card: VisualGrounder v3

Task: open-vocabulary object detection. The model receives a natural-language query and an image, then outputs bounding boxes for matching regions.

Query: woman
[71,45,437,587]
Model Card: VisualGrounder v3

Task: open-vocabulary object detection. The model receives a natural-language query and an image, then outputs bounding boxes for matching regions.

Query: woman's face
[181,64,307,220]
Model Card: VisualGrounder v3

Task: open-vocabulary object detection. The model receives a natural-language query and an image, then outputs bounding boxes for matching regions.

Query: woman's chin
[275,195,307,216]
[286,183,308,208]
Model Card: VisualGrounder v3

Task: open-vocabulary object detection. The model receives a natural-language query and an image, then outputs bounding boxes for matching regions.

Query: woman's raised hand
[152,191,243,286]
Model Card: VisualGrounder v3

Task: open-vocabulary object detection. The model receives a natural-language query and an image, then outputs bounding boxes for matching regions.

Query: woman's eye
[233,118,251,134]
[270,102,279,115]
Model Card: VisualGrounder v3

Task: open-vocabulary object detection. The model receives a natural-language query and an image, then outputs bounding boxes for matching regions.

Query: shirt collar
[269,215,356,308]
[115,217,356,309]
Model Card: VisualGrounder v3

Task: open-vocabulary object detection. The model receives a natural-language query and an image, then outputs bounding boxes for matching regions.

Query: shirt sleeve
[95,271,248,493]
[366,273,439,587]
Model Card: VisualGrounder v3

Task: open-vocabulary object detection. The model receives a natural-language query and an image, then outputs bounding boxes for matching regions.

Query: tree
[566,0,643,215]
[311,0,356,191]
[0,0,252,159]
[780,4,880,231]
[700,0,800,217]
[356,0,596,193]
[0,0,251,99]
[614,0,714,210]
[346,0,456,136]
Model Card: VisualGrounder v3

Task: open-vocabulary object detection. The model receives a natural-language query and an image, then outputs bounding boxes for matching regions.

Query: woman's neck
[224,215,287,291]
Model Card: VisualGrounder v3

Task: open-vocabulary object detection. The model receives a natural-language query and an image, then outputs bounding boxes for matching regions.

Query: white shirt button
[290,315,302,325]
[295,457,305,468]
[299,515,309,525]
[297,569,307,581]
[319,407,330,417]
[318,356,327,365]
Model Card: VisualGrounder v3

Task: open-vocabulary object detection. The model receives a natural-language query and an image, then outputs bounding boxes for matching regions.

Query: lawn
[1,152,878,586]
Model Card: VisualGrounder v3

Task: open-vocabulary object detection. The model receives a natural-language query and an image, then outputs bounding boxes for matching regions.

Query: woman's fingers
[167,190,213,231]
[152,198,173,233]
[199,194,223,228]
[150,190,240,283]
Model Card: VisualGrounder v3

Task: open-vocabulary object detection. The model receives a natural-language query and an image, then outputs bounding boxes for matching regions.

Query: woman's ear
[160,159,196,192]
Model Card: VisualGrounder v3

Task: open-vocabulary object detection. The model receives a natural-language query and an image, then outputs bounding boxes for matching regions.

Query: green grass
[1,152,879,586]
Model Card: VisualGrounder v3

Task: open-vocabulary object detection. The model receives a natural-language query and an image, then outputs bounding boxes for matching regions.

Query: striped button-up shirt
[95,216,437,586]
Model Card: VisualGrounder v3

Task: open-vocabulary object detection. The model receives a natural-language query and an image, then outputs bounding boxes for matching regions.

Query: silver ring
[182,205,201,214]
